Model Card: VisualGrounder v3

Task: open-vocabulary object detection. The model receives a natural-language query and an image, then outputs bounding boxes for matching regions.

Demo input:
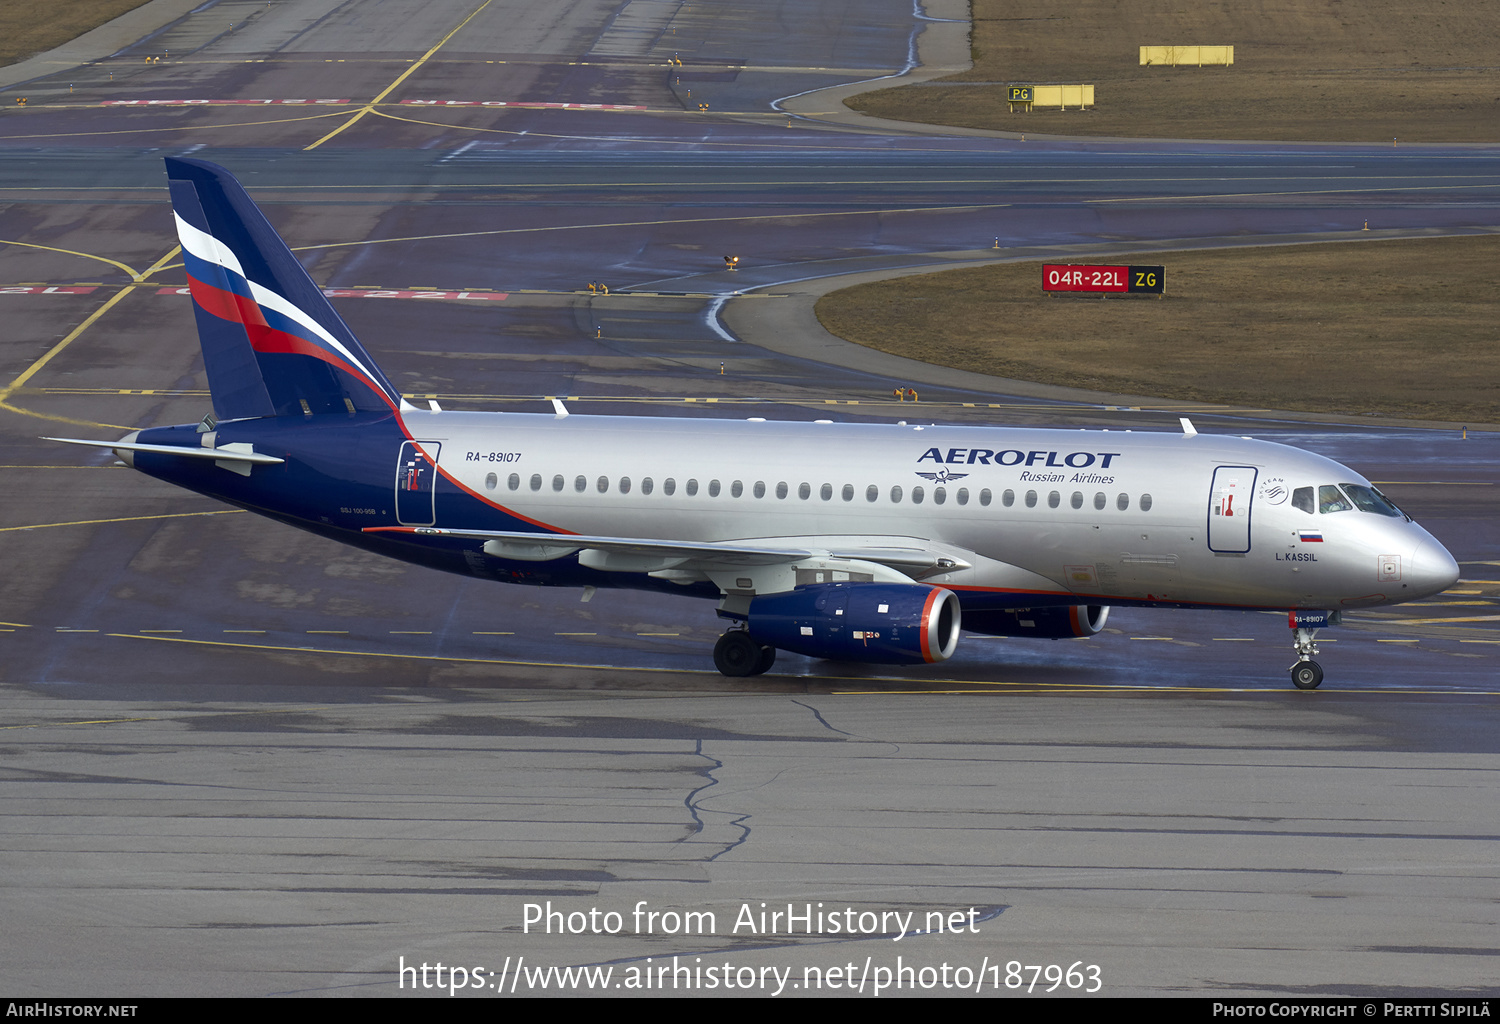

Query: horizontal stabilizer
[44,436,284,464]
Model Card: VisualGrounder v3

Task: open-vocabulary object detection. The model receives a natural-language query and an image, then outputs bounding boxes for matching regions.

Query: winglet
[1179,417,1198,437]
[551,397,569,417]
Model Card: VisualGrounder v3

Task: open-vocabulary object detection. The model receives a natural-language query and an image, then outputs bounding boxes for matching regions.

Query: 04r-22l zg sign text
[1042,264,1164,294]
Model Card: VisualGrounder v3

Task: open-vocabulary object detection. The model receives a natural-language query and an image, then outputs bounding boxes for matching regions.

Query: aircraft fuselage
[119,410,1458,617]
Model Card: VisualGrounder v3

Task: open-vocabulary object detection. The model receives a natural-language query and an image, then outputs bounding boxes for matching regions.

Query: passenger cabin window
[841,484,854,502]
[890,485,903,503]
[820,483,832,501]
[957,487,969,506]
[664,477,677,495]
[641,477,653,495]
[866,484,878,502]
[709,479,721,497]
[619,477,631,494]
[530,473,542,491]
[686,479,699,496]
[485,473,497,490]
[1024,490,1037,508]
[911,486,925,504]
[552,474,564,492]
[1319,484,1353,514]
[934,487,946,505]
[798,482,811,500]
[574,475,586,493]
[508,473,520,491]
[754,481,766,499]
[730,480,742,498]
[1140,493,1153,511]
[776,481,788,499]
[1291,486,1314,514]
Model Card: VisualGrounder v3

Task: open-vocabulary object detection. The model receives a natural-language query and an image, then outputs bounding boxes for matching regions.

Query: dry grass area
[0,0,156,68]
[816,235,1500,423]
[850,0,1500,142]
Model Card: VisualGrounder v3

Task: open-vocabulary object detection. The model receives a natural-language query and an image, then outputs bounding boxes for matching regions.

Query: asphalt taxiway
[1,0,1497,997]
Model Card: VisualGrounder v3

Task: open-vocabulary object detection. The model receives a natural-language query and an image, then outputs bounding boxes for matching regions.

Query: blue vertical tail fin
[165,157,403,420]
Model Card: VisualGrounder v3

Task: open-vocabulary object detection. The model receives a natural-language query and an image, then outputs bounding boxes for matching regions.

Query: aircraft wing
[362,526,970,574]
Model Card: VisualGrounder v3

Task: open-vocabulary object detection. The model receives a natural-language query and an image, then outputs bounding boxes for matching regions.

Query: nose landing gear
[1288,610,1338,689]
[1291,659,1324,690]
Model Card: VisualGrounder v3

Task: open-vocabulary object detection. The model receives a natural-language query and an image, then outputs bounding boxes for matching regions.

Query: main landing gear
[714,629,776,677]
[1288,610,1338,690]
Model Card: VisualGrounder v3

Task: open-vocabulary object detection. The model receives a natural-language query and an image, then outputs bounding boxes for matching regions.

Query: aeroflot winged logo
[165,157,402,421]
[915,468,968,483]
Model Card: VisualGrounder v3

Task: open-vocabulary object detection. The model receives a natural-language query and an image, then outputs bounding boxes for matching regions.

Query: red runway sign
[1043,264,1164,294]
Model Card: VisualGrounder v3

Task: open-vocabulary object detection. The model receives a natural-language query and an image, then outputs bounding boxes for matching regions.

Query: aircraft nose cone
[1409,538,1460,599]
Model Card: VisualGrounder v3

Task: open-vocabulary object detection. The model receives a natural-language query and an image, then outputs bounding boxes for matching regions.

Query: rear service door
[395,441,441,525]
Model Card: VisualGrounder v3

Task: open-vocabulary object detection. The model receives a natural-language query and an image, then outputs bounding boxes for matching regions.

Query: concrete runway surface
[0,0,1497,997]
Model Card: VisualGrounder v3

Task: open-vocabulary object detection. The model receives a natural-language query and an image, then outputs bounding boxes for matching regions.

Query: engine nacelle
[744,583,961,664]
[963,605,1109,639]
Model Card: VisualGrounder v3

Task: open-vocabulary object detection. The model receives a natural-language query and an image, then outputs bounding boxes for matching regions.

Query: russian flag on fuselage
[165,157,402,420]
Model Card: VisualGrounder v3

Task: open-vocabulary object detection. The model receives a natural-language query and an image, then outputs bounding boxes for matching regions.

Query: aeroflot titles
[917,448,1122,468]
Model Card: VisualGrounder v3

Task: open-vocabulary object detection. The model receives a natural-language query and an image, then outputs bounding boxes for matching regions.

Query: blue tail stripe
[181,248,255,301]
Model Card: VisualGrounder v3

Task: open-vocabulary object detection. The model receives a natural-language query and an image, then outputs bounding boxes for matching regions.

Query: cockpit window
[1372,486,1407,518]
[1341,483,1404,518]
[1318,484,1353,514]
[1291,486,1314,514]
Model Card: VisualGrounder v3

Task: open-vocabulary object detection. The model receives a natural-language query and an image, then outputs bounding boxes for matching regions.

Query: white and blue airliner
[49,158,1461,688]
